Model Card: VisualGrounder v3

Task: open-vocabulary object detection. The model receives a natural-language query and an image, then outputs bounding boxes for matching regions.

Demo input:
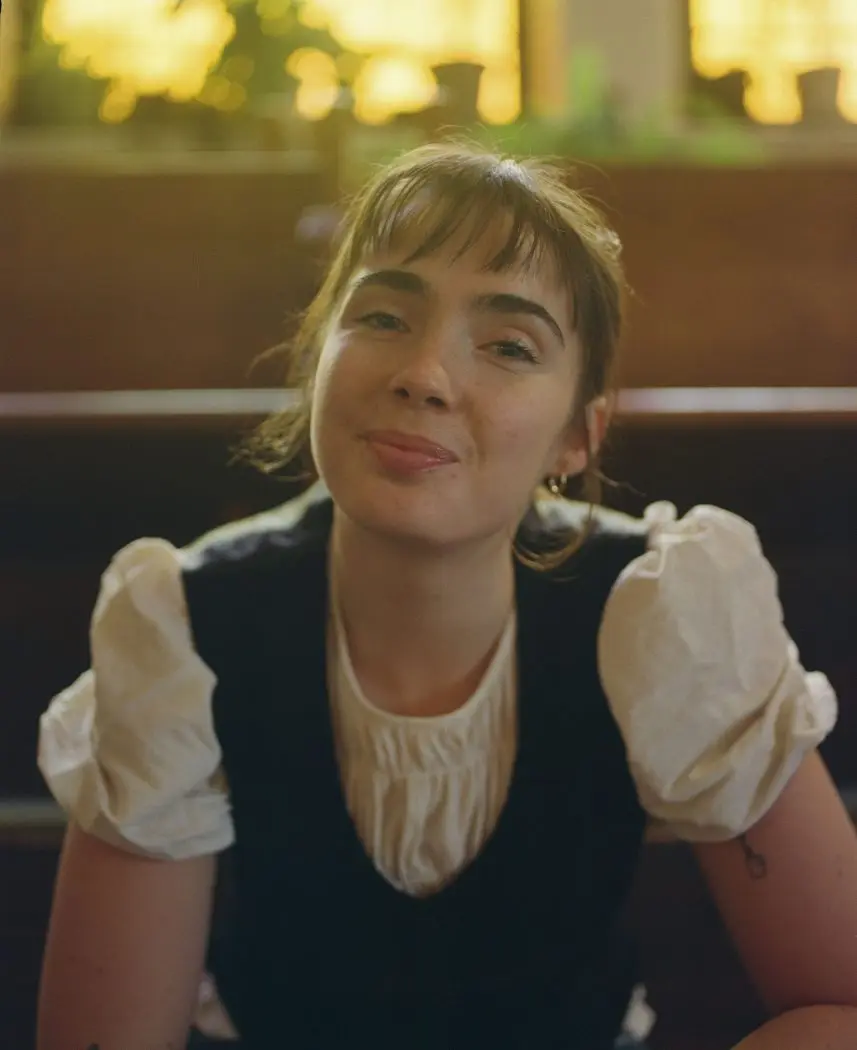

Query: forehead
[354,219,571,309]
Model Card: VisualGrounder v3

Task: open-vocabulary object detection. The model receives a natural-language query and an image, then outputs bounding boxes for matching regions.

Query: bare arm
[693,751,857,1049]
[731,1005,857,1049]
[38,821,217,1050]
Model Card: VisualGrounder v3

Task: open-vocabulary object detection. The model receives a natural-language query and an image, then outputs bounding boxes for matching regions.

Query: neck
[329,511,516,716]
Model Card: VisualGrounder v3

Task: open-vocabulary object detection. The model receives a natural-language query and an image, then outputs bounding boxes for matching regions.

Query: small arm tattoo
[738,833,768,879]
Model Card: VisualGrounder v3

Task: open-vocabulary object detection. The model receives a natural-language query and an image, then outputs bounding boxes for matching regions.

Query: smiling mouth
[363,431,459,474]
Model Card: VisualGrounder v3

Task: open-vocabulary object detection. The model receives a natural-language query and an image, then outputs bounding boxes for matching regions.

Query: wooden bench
[3,387,856,794]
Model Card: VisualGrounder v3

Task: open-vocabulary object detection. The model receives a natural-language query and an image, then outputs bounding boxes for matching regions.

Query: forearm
[733,1005,857,1049]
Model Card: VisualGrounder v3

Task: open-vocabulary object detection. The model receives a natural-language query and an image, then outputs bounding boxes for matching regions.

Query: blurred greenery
[476,49,767,166]
[10,0,355,132]
[12,7,104,129]
[213,0,347,99]
[9,8,765,167]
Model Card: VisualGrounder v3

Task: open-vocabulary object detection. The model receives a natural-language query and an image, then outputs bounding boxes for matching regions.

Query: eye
[357,311,408,332]
[492,339,539,363]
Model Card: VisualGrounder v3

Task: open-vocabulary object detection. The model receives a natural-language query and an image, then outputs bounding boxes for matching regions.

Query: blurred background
[1,2,856,1047]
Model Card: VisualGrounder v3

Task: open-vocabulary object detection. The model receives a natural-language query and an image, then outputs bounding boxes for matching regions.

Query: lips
[364,430,459,462]
[363,430,459,474]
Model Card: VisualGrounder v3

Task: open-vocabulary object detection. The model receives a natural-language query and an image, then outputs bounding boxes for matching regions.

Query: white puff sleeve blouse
[38,503,838,887]
[37,538,233,860]
[597,502,837,842]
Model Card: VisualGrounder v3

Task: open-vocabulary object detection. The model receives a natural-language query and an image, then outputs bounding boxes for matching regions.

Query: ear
[553,395,612,477]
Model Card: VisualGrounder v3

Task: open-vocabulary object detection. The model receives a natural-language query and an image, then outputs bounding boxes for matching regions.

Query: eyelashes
[492,339,539,363]
[354,312,540,364]
[356,310,407,332]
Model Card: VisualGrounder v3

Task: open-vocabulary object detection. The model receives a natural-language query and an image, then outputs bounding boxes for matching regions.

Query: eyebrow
[473,292,564,344]
[350,269,428,296]
[349,268,565,344]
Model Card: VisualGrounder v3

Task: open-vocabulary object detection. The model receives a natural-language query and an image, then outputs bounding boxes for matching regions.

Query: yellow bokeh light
[478,62,520,125]
[41,0,520,126]
[691,0,857,123]
[295,79,341,120]
[195,74,246,112]
[296,2,330,30]
[352,56,437,124]
[302,0,520,124]
[287,48,341,120]
[285,47,337,81]
[99,83,137,123]
[42,0,236,120]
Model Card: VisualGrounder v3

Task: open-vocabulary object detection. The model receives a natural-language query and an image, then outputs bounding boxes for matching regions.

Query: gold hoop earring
[546,474,568,497]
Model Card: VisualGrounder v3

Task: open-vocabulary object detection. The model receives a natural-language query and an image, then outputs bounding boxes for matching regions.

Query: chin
[328,469,471,549]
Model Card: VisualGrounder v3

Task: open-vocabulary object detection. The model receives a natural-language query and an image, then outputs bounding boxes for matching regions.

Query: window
[39,0,521,125]
[689,0,857,123]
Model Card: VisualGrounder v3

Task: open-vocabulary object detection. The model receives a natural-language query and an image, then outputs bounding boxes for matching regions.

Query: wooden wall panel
[1,163,856,393]
[2,414,855,798]
[0,164,331,392]
[584,167,857,389]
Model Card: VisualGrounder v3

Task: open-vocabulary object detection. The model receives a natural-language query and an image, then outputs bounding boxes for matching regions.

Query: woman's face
[310,230,593,550]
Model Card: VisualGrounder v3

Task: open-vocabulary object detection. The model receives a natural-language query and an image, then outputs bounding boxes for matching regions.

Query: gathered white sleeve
[597,503,838,842]
[37,538,234,860]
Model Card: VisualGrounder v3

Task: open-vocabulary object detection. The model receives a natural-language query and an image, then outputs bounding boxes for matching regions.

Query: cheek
[309,342,347,458]
[310,338,379,465]
[312,336,343,401]
[315,335,380,409]
[483,386,573,468]
[312,340,357,427]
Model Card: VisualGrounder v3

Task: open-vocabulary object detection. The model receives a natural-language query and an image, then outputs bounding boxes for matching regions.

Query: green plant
[474,50,767,166]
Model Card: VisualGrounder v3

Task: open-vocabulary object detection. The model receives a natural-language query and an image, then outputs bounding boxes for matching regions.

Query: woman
[37,144,857,1050]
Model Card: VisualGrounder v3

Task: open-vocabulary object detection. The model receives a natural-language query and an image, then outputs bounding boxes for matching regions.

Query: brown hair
[244,142,627,569]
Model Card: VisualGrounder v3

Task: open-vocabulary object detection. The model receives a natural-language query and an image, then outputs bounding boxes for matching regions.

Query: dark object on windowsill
[798,67,849,127]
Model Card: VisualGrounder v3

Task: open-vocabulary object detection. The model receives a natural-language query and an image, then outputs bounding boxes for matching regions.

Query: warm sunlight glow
[690,0,857,122]
[40,0,519,125]
[301,0,520,123]
[352,56,438,124]
[42,0,236,118]
[286,47,341,120]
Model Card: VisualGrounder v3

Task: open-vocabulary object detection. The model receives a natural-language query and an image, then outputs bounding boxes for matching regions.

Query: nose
[388,333,459,410]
